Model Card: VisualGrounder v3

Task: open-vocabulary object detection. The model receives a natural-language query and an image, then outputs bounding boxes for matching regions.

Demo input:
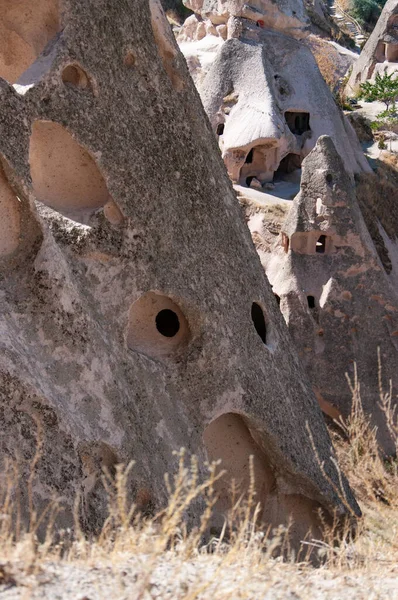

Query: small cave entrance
[273,154,302,185]
[203,413,275,525]
[203,413,326,554]
[61,64,91,90]
[315,235,327,254]
[307,295,315,309]
[0,0,60,84]
[155,309,180,337]
[237,145,279,187]
[285,111,311,136]
[216,123,225,136]
[251,302,267,344]
[386,43,398,62]
[376,41,387,62]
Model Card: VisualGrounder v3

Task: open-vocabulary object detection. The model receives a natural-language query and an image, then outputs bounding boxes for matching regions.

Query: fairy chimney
[0,0,360,546]
[178,0,370,193]
[347,0,398,93]
[261,137,398,454]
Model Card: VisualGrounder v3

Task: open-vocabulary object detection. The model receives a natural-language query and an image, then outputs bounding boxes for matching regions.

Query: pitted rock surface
[0,0,360,544]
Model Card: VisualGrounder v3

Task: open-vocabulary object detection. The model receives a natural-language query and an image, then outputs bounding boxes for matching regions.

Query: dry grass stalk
[1,365,398,595]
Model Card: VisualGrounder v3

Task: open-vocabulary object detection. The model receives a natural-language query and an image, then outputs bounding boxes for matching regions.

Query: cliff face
[347,0,398,93]
[0,0,359,543]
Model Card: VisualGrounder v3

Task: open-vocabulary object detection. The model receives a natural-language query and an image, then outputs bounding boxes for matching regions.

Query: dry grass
[309,37,341,91]
[1,368,398,597]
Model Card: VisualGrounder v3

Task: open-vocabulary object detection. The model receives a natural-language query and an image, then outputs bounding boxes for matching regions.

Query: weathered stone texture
[0,0,359,542]
[347,0,398,93]
[178,3,370,194]
[257,137,398,454]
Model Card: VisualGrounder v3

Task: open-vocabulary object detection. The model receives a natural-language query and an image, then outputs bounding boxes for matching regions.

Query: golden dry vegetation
[1,366,398,598]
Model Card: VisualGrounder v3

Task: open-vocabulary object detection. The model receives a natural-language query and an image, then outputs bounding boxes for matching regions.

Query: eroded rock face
[0,0,359,544]
[0,0,60,84]
[347,0,398,93]
[256,137,398,454]
[178,4,370,194]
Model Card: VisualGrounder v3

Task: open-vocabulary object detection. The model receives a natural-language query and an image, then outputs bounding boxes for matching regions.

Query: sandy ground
[234,184,293,206]
[234,168,301,204]
[1,553,398,599]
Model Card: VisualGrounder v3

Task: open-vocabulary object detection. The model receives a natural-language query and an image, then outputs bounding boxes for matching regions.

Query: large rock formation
[252,136,398,454]
[347,0,398,93]
[0,0,360,545]
[178,1,370,193]
[182,0,310,38]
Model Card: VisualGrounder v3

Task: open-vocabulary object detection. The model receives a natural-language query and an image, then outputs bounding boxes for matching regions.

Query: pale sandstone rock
[178,4,370,190]
[347,0,398,93]
[183,0,309,37]
[257,137,398,454]
[198,31,370,186]
[0,0,359,545]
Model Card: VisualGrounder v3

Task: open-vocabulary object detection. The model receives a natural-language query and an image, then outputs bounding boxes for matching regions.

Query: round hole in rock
[127,292,190,360]
[307,295,315,309]
[61,64,89,89]
[216,123,224,136]
[251,302,267,344]
[29,120,112,213]
[0,0,60,83]
[325,173,333,184]
[155,309,180,337]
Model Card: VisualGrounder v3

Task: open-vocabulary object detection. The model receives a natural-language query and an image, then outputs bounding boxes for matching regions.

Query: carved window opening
[251,302,267,344]
[386,43,398,62]
[316,235,326,254]
[307,296,315,309]
[285,111,311,135]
